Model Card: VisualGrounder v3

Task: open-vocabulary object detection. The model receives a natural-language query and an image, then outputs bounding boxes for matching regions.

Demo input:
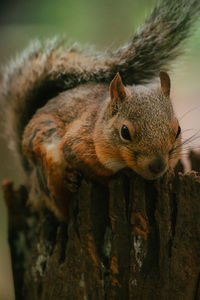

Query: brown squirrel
[1,0,200,219]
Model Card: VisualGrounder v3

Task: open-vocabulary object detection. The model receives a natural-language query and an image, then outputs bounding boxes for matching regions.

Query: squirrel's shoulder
[35,82,109,115]
[24,82,110,143]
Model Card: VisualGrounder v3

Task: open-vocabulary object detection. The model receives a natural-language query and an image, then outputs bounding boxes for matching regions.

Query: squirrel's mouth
[143,165,169,180]
[139,169,168,181]
[128,157,169,180]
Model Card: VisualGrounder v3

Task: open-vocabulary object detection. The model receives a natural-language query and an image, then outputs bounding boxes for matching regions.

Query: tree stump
[3,153,200,300]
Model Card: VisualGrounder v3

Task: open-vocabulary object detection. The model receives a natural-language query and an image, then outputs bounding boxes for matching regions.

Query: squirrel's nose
[148,157,166,175]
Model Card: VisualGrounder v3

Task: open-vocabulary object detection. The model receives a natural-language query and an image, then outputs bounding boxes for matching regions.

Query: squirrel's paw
[65,169,82,193]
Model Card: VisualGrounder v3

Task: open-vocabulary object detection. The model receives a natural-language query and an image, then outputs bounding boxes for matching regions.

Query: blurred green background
[0,1,200,299]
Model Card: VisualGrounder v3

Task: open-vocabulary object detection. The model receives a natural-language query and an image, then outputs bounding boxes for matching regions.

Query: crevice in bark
[37,281,43,298]
[40,209,59,257]
[70,193,80,239]
[90,183,111,298]
[91,183,110,260]
[168,191,177,258]
[57,222,68,264]
[123,175,131,222]
[194,272,200,300]
[143,181,159,275]
[170,192,177,238]
[102,226,112,299]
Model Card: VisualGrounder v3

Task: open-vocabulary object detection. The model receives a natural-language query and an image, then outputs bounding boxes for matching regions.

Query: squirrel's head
[94,72,181,180]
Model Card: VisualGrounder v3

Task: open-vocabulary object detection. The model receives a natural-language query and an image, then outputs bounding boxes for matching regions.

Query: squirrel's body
[1,0,200,219]
[23,77,180,218]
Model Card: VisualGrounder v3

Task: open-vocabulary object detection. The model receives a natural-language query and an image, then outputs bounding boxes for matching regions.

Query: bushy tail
[107,0,200,84]
[55,0,200,85]
[0,37,87,166]
[1,0,200,167]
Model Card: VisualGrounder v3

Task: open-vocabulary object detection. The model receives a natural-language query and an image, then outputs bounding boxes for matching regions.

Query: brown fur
[1,0,199,170]
[22,76,181,219]
[2,0,196,219]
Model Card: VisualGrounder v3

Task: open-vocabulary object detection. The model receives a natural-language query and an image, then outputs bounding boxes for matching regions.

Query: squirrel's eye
[121,125,131,141]
[176,126,181,139]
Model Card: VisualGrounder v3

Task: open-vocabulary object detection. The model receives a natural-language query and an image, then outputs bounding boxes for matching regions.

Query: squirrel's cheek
[120,152,145,176]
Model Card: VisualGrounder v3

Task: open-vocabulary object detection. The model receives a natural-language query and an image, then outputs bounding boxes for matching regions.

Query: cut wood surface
[3,153,200,300]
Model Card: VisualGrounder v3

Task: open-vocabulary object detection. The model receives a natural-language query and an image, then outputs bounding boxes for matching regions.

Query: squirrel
[1,0,200,219]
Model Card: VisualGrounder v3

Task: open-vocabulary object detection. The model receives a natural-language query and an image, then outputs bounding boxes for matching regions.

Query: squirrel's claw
[65,170,82,193]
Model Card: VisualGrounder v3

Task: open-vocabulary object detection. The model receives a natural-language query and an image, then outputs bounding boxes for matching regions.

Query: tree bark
[3,153,200,300]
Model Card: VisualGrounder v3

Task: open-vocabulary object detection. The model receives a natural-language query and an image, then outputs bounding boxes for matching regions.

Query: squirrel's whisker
[179,106,200,121]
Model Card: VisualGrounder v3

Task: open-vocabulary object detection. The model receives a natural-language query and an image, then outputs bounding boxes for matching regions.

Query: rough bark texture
[3,152,200,300]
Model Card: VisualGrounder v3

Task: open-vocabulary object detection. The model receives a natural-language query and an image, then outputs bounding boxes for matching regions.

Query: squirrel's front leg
[64,168,82,193]
[23,115,81,220]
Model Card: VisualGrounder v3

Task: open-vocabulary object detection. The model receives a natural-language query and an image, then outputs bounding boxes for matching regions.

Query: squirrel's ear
[110,73,127,101]
[159,71,170,97]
